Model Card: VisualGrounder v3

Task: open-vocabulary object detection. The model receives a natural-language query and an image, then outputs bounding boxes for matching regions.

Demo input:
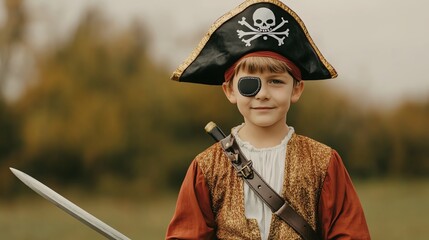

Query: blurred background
[0,0,428,239]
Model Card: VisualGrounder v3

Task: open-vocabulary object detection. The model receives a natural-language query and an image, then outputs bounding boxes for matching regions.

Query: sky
[4,0,429,108]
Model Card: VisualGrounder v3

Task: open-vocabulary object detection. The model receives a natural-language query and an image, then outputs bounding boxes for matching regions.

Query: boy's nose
[255,82,269,99]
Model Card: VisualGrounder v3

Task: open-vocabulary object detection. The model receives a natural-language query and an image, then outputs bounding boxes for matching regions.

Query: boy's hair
[227,56,300,86]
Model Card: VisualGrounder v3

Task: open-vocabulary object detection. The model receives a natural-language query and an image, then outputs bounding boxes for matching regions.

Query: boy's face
[222,69,304,129]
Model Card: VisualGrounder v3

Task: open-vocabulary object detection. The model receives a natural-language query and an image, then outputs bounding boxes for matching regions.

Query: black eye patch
[238,76,261,97]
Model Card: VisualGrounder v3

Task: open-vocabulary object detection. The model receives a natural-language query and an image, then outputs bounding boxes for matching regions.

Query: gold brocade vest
[196,133,332,240]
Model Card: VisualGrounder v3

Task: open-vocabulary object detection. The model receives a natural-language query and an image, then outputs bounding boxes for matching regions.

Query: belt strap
[219,133,319,240]
[205,122,319,240]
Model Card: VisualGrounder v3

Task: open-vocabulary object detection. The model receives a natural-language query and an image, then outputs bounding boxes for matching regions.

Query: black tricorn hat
[171,0,337,85]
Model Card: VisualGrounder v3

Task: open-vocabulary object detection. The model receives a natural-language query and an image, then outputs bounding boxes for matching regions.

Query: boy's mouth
[251,106,275,110]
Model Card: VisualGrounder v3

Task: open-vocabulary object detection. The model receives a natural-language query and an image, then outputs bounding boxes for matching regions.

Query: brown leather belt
[205,122,319,240]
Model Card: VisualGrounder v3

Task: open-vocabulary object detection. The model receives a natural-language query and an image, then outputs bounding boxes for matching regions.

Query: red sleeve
[166,160,216,240]
[318,151,371,240]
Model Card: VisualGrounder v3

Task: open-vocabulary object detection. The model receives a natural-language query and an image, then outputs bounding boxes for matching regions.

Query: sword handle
[205,121,226,142]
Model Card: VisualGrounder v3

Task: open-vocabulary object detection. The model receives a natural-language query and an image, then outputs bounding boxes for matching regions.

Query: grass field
[1,179,428,239]
[357,179,429,240]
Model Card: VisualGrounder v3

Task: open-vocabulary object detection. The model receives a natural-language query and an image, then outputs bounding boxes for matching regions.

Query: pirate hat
[171,0,337,85]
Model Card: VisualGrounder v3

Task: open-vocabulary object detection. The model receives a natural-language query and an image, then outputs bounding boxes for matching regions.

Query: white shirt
[232,124,294,240]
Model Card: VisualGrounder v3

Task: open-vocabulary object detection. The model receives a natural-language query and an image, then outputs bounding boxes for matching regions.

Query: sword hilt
[205,121,226,142]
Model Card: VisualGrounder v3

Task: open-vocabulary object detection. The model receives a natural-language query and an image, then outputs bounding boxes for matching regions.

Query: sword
[10,167,131,240]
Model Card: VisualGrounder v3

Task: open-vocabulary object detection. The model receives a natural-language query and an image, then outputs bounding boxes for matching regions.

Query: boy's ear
[222,81,237,104]
[291,81,305,103]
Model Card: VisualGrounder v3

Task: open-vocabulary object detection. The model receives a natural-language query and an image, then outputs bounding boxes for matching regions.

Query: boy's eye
[268,79,285,84]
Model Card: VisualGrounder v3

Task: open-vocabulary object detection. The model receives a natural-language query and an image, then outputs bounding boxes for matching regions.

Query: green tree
[389,100,429,176]
[14,11,155,185]
[0,0,26,195]
[0,0,26,99]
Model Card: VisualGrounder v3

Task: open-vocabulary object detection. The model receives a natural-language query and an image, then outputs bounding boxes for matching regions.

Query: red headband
[224,51,302,82]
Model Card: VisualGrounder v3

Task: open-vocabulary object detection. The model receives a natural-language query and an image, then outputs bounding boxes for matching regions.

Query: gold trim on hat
[171,0,337,81]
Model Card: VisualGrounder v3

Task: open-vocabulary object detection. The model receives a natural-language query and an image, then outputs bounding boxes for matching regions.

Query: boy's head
[221,52,305,128]
[171,0,337,85]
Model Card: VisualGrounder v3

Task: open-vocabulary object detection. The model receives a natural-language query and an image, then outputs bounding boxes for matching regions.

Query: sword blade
[10,168,131,240]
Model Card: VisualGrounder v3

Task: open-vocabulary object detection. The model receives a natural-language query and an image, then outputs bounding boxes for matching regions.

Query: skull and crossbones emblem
[237,7,289,47]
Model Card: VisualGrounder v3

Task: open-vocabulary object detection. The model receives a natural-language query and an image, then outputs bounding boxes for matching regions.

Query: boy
[166,0,370,239]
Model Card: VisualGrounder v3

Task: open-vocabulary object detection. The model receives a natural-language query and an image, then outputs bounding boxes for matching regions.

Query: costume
[166,126,370,239]
[167,0,371,239]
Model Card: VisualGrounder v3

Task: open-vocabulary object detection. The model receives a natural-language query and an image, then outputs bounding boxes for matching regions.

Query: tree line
[0,2,428,196]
